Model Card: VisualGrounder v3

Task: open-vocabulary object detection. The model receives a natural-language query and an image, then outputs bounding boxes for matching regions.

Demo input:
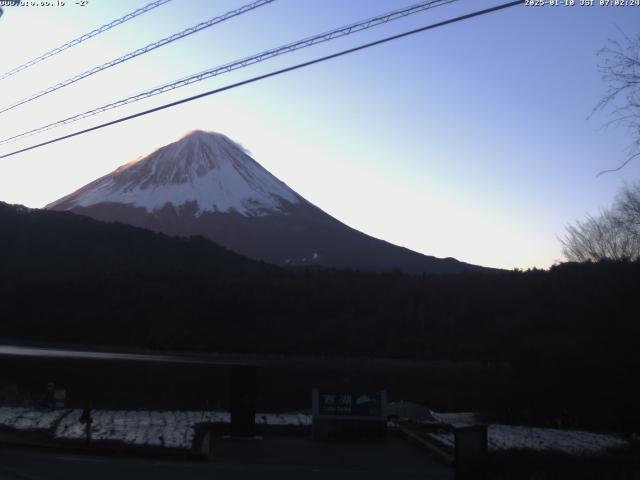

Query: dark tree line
[1,202,639,430]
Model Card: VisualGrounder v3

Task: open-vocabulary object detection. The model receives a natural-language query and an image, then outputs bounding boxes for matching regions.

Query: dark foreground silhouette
[1,202,638,432]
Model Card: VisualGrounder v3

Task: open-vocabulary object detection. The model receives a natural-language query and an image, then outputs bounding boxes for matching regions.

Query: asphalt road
[0,436,453,480]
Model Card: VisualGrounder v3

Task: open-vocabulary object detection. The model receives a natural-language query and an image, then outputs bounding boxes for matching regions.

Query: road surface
[0,436,453,480]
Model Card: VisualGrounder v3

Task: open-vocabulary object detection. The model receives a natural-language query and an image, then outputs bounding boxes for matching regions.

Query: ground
[0,437,453,480]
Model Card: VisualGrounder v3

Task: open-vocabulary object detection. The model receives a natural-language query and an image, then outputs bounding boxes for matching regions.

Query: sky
[0,0,639,270]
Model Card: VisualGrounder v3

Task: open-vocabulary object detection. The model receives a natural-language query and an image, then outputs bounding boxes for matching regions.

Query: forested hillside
[1,202,638,429]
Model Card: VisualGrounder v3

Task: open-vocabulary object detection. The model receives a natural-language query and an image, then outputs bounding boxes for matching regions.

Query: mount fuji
[47,130,485,273]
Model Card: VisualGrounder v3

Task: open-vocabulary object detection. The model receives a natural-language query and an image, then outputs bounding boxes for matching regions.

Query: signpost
[45,382,55,409]
[312,388,387,440]
[54,389,66,408]
[79,403,93,444]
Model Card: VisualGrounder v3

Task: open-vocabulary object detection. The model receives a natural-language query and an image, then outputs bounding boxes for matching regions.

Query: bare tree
[561,183,640,262]
[617,182,640,231]
[593,31,640,176]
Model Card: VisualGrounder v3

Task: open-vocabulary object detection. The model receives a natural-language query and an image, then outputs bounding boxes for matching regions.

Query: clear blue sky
[0,0,639,269]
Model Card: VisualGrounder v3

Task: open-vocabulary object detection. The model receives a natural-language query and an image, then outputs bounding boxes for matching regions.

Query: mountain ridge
[0,200,267,277]
[47,130,492,274]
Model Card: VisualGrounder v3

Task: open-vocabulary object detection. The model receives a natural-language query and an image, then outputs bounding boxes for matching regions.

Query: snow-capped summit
[48,130,488,274]
[48,130,300,216]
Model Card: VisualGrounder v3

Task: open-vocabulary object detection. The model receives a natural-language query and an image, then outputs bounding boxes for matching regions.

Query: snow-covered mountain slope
[49,130,300,216]
[48,130,488,274]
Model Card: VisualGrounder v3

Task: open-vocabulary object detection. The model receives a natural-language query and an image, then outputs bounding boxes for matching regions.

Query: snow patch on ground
[0,407,69,431]
[1,407,312,450]
[426,424,628,456]
[54,410,231,449]
[255,413,311,427]
[51,410,309,449]
[387,401,436,422]
[429,410,484,427]
[1,406,629,456]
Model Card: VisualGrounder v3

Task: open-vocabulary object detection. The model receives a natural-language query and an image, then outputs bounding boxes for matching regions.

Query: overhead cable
[0,1,523,160]
[0,0,458,146]
[0,0,175,81]
[0,0,274,115]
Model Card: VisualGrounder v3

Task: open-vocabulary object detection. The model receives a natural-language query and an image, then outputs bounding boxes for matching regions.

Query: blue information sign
[318,391,383,417]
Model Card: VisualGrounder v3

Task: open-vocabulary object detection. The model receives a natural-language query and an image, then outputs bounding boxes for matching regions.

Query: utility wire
[0,0,273,115]
[0,0,458,146]
[0,1,523,160]
[0,0,175,82]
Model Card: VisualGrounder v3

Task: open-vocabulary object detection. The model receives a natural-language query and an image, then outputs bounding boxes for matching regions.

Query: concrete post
[454,425,488,480]
[230,365,257,437]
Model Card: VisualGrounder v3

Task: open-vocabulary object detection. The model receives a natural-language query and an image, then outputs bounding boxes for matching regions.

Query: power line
[0,1,523,161]
[0,0,458,146]
[0,0,175,82]
[0,0,274,115]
